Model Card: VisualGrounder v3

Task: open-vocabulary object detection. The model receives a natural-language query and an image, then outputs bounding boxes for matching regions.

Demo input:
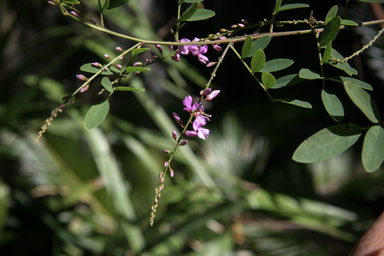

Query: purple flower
[198,53,209,64]
[173,112,183,125]
[172,52,180,62]
[179,38,191,55]
[213,44,223,52]
[183,95,198,113]
[206,90,220,100]
[193,116,210,131]
[185,130,198,137]
[203,88,212,96]
[155,44,163,54]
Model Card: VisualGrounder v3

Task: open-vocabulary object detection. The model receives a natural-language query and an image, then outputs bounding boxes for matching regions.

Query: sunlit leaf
[321,89,344,122]
[327,76,372,90]
[125,66,151,73]
[322,42,332,63]
[299,68,323,80]
[186,9,215,21]
[183,0,204,2]
[106,0,130,9]
[115,86,145,92]
[277,3,309,13]
[179,3,198,21]
[84,99,110,130]
[341,19,359,26]
[293,123,362,163]
[344,81,379,123]
[272,74,303,89]
[259,59,294,72]
[325,5,338,24]
[80,64,120,75]
[242,36,253,59]
[362,126,384,172]
[101,77,113,93]
[320,16,341,47]
[248,36,271,57]
[276,98,312,108]
[251,49,266,73]
[131,48,150,56]
[262,72,276,89]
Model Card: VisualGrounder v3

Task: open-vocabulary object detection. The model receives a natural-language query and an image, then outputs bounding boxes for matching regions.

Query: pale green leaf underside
[276,98,312,108]
[327,76,373,90]
[84,99,110,130]
[101,77,113,92]
[293,123,362,163]
[344,81,379,123]
[362,126,384,172]
[321,89,344,122]
[299,68,323,80]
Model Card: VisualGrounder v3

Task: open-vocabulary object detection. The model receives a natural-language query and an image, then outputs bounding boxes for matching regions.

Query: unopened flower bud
[80,85,89,93]
[241,19,250,25]
[172,52,180,62]
[115,64,122,69]
[62,96,69,102]
[48,1,55,5]
[170,169,174,177]
[206,62,216,67]
[185,130,198,137]
[133,62,142,66]
[213,44,222,52]
[155,188,158,194]
[162,149,171,154]
[219,36,226,40]
[70,98,75,104]
[159,184,164,191]
[180,140,188,146]
[203,88,212,96]
[134,71,140,75]
[219,28,227,33]
[164,161,169,167]
[238,23,245,28]
[71,11,79,17]
[172,131,177,140]
[92,62,101,67]
[155,44,163,54]
[104,67,109,71]
[159,172,163,179]
[160,177,164,184]
[146,59,152,63]
[206,90,220,100]
[231,24,238,29]
[76,74,88,81]
[116,47,123,52]
[119,56,124,60]
[104,54,110,59]
[173,112,183,125]
[168,45,173,50]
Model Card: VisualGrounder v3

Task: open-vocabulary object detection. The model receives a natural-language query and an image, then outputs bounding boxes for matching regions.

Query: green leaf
[299,68,323,80]
[276,98,312,108]
[183,0,203,2]
[131,48,149,57]
[272,74,303,89]
[328,49,357,75]
[277,3,309,13]
[242,36,253,59]
[262,72,276,89]
[115,86,145,92]
[101,77,113,92]
[248,36,272,57]
[259,58,294,72]
[327,76,372,90]
[320,16,341,47]
[321,89,344,122]
[341,19,359,26]
[251,49,266,73]
[293,123,362,163]
[273,0,283,13]
[62,0,80,4]
[322,43,332,63]
[325,5,338,24]
[84,99,110,130]
[358,0,384,2]
[125,67,151,73]
[179,3,198,21]
[344,81,379,123]
[186,9,215,21]
[362,126,384,172]
[106,0,130,9]
[80,64,120,75]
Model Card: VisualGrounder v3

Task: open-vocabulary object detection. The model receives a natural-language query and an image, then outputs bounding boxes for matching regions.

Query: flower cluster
[172,38,222,67]
[173,89,220,140]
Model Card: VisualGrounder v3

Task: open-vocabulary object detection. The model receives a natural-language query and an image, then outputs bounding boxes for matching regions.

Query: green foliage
[106,0,130,10]
[320,16,341,47]
[275,98,312,108]
[185,9,215,21]
[251,49,266,72]
[102,77,114,92]
[80,63,120,74]
[248,35,271,57]
[259,58,294,72]
[277,3,309,13]
[241,36,253,59]
[84,99,110,130]
[321,89,344,123]
[299,68,323,80]
[262,72,276,89]
[362,126,384,172]
[293,123,362,163]
[272,74,302,89]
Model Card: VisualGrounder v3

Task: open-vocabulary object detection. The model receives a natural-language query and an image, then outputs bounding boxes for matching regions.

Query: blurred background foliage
[1,0,384,255]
